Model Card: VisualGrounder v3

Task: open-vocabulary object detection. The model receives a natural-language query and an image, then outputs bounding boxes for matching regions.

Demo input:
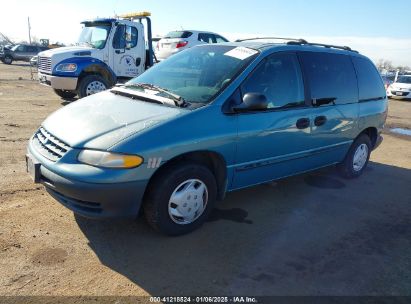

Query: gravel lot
[0,62,410,297]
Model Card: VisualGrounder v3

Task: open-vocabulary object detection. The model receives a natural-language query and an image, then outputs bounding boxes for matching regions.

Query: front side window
[126,45,258,104]
[241,52,305,109]
[215,35,228,43]
[113,25,138,49]
[78,22,111,49]
[198,33,214,43]
[301,52,358,104]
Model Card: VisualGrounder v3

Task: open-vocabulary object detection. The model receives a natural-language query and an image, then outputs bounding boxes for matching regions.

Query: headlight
[78,150,143,168]
[55,63,77,72]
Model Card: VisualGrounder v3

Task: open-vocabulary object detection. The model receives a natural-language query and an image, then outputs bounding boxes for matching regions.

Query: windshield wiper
[110,87,166,105]
[125,83,189,107]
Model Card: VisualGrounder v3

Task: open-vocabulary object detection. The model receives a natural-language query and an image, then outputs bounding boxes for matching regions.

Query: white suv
[156,30,228,61]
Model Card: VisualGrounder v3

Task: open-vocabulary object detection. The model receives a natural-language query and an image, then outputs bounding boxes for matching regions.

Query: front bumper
[27,152,148,219]
[388,90,411,98]
[38,72,78,91]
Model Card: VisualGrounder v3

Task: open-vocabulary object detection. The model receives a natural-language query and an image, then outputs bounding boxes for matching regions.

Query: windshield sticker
[224,47,258,60]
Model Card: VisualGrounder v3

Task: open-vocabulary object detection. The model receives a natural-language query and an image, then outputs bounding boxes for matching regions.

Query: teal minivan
[26,39,387,235]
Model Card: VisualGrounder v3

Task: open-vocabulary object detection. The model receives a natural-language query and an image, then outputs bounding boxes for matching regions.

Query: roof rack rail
[235,37,308,44]
[287,40,358,53]
[234,37,358,53]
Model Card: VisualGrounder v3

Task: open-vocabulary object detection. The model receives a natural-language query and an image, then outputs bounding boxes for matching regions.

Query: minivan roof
[219,40,364,58]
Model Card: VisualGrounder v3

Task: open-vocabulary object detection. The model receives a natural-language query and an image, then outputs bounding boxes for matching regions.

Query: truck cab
[37,12,154,99]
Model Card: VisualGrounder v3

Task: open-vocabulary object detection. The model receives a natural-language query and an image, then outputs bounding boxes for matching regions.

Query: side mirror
[232,93,268,112]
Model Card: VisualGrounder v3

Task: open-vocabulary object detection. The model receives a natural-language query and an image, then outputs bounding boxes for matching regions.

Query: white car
[387,75,411,99]
[156,30,228,61]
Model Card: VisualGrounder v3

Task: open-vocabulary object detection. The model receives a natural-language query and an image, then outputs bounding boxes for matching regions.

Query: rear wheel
[3,55,12,64]
[144,162,217,236]
[53,89,77,99]
[77,75,108,98]
[338,134,372,178]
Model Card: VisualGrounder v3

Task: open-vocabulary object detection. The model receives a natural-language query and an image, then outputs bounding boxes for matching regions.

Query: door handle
[296,118,310,129]
[135,57,141,66]
[314,116,327,126]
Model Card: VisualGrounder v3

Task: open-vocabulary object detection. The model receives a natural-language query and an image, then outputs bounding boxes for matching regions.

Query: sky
[1,0,410,66]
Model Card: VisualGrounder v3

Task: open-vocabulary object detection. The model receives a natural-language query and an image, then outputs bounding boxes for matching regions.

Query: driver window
[126,26,138,48]
[113,25,126,49]
[241,53,305,109]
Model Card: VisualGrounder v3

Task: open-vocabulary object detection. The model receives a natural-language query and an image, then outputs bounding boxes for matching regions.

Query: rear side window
[241,52,305,109]
[164,31,193,39]
[198,33,215,43]
[352,57,386,101]
[301,52,358,104]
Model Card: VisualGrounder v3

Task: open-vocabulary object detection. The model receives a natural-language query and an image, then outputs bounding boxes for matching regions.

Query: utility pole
[28,17,31,44]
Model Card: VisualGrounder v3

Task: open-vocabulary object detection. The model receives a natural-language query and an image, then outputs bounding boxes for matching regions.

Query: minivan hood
[42,91,185,150]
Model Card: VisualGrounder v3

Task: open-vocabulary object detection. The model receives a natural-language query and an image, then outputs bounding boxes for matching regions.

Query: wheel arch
[144,150,228,202]
[78,63,116,87]
[358,126,378,149]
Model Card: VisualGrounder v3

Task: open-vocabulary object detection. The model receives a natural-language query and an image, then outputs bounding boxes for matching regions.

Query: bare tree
[376,59,393,72]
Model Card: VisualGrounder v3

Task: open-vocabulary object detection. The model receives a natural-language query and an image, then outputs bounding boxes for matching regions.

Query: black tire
[143,162,217,236]
[338,134,372,179]
[3,55,12,64]
[53,89,77,99]
[77,75,109,98]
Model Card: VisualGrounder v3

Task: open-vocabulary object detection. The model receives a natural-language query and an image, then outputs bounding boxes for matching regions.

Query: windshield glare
[126,45,258,104]
[396,76,411,84]
[78,23,111,49]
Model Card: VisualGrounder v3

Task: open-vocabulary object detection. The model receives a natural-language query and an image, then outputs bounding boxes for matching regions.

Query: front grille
[32,127,70,161]
[38,56,51,73]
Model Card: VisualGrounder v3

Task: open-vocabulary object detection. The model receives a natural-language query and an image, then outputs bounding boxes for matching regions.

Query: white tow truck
[37,12,155,99]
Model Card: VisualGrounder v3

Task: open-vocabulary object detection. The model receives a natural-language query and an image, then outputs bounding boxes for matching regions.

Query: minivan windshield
[126,45,258,104]
[396,76,411,84]
[78,22,111,49]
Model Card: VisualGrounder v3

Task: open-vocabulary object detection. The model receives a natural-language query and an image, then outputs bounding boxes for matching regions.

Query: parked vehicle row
[26,39,387,235]
[0,44,48,64]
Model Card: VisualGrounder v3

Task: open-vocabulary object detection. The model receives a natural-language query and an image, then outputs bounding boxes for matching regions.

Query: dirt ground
[0,62,410,297]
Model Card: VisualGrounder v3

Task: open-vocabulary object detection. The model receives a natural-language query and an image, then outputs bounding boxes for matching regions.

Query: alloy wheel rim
[85,81,106,96]
[353,143,369,172]
[168,179,208,225]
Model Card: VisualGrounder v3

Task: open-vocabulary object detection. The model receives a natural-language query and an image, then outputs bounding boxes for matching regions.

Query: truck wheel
[53,89,77,99]
[338,134,372,179]
[77,75,108,98]
[144,162,217,236]
[3,55,12,64]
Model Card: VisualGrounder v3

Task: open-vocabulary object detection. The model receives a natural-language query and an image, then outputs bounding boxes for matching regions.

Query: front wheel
[3,55,12,64]
[143,162,217,236]
[77,75,108,98]
[53,89,77,99]
[338,134,372,178]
